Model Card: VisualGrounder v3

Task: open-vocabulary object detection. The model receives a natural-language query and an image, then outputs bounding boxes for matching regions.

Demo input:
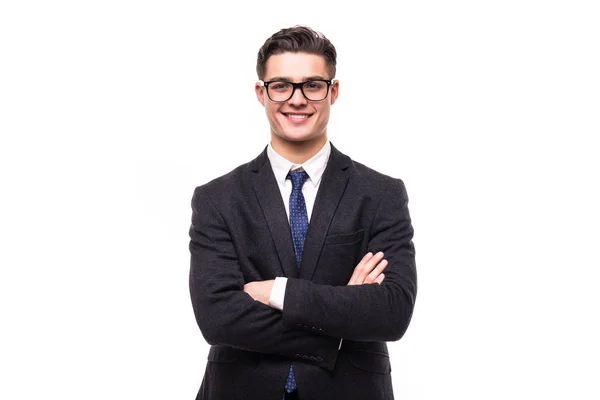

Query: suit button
[302,355,309,360]
[309,356,316,362]
[294,354,301,358]
[316,356,323,362]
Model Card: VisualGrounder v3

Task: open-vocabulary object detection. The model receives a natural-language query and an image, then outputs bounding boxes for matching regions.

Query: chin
[280,131,323,143]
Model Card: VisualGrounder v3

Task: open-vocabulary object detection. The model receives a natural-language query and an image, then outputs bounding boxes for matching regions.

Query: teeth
[287,114,309,119]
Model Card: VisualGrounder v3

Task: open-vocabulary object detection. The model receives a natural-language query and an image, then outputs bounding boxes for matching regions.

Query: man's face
[255,52,339,144]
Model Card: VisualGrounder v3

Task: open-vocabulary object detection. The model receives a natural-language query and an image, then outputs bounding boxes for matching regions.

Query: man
[189,25,417,400]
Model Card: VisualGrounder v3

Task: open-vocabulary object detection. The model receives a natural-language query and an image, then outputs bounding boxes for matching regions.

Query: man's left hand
[243,280,275,306]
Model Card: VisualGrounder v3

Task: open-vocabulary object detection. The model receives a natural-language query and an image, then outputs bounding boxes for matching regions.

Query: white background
[1,0,599,399]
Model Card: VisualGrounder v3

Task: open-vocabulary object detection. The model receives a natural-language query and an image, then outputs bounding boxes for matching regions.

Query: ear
[255,82,266,106]
[329,80,339,105]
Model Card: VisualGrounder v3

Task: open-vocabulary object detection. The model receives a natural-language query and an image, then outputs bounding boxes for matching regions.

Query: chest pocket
[315,229,365,285]
[324,229,365,246]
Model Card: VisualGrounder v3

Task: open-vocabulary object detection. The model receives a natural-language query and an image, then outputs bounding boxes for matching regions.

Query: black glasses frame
[260,79,333,102]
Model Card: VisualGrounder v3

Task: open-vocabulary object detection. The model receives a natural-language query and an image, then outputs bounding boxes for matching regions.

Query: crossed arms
[243,250,389,305]
[189,179,416,370]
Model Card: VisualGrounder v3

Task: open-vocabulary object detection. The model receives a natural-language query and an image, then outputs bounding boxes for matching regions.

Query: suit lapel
[250,147,298,279]
[299,144,351,281]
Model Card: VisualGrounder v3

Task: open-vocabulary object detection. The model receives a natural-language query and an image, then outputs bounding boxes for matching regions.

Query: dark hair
[256,25,337,80]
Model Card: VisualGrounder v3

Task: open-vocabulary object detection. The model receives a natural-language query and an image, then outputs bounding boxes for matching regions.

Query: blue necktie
[284,170,309,393]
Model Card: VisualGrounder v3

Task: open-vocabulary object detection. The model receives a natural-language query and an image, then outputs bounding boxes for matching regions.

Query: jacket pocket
[324,229,364,246]
[345,350,391,375]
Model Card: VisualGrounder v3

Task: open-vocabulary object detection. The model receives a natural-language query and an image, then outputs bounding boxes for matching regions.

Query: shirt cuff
[339,338,343,350]
[268,277,287,311]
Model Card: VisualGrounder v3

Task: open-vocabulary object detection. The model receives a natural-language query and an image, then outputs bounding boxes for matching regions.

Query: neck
[271,134,327,164]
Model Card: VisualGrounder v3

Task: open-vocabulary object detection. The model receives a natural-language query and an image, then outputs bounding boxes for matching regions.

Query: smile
[282,113,313,123]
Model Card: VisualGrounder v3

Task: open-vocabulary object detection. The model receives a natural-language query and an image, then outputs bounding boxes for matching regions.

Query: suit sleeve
[282,179,417,342]
[189,186,341,370]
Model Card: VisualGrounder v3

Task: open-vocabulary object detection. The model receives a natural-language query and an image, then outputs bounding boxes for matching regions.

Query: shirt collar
[267,140,331,188]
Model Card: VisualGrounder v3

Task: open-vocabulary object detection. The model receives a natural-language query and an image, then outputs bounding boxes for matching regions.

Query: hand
[243,280,275,305]
[347,251,387,285]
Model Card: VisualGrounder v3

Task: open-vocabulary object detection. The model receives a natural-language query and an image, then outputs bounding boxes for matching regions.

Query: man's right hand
[347,251,387,285]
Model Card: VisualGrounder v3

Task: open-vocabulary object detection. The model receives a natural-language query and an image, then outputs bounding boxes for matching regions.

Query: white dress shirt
[267,140,331,310]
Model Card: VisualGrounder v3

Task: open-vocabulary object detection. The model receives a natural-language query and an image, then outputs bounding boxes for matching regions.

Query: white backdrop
[1,1,599,399]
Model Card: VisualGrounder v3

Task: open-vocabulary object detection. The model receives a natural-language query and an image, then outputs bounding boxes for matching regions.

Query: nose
[287,85,308,106]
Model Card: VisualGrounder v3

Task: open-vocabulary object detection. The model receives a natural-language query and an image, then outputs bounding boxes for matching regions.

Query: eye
[304,81,325,91]
[270,81,291,91]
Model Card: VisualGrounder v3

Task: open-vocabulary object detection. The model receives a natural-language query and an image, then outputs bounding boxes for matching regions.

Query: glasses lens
[267,81,293,102]
[302,80,328,101]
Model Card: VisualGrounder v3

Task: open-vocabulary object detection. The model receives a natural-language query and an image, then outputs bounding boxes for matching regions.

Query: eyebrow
[267,75,329,82]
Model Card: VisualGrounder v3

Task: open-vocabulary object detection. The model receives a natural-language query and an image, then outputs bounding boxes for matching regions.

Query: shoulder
[350,159,401,184]
[350,160,409,206]
[332,144,406,194]
[191,147,267,204]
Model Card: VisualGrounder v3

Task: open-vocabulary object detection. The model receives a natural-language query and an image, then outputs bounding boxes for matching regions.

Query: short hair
[256,25,337,80]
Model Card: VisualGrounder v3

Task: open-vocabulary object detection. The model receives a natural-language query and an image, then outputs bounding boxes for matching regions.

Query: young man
[189,26,417,400]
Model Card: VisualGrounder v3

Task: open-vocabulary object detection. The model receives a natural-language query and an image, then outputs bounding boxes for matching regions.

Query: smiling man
[189,26,417,400]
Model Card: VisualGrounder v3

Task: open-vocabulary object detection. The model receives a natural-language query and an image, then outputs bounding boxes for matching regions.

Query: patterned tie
[284,170,309,393]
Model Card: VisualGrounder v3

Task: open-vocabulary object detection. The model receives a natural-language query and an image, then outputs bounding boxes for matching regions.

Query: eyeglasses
[260,79,333,102]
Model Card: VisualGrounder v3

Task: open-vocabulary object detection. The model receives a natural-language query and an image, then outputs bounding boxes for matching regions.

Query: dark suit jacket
[189,143,417,400]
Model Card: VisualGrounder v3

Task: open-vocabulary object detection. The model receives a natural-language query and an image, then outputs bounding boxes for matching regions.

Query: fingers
[364,259,388,284]
[348,251,387,285]
[374,273,385,285]
[347,252,374,285]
